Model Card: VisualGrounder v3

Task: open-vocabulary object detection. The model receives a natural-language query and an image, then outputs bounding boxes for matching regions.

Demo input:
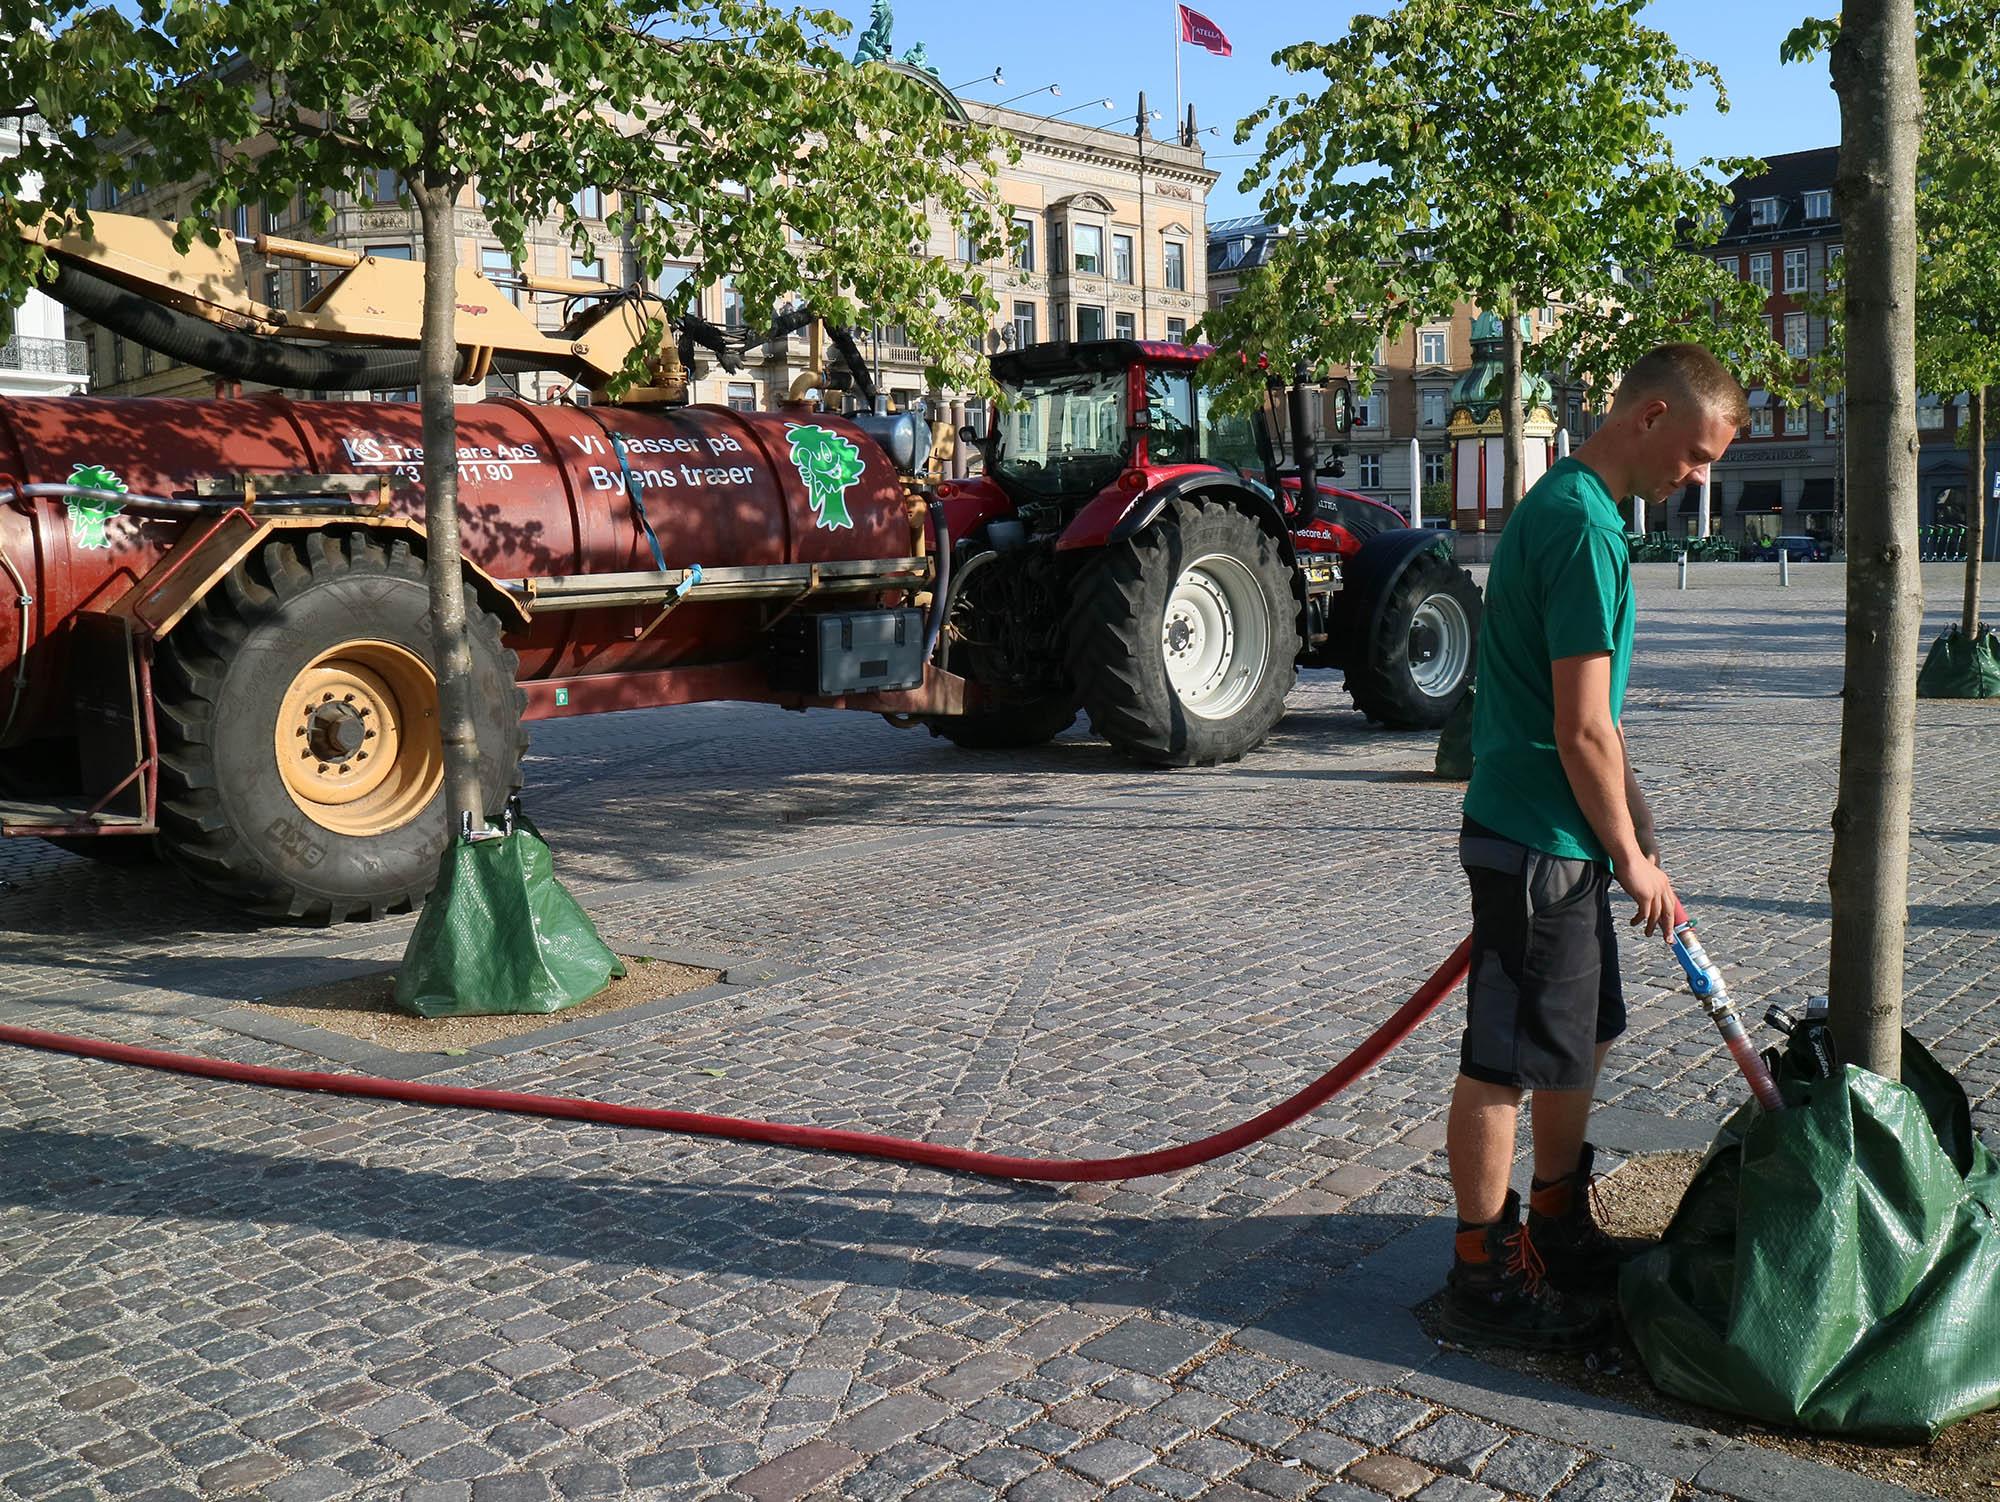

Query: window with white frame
[957,215,978,264]
[1825,401,1842,437]
[574,185,605,220]
[1072,224,1103,276]
[1423,450,1447,485]
[656,263,693,303]
[1166,317,1186,344]
[1749,253,1772,292]
[1420,388,1445,427]
[571,251,605,283]
[481,247,519,305]
[720,277,743,329]
[726,382,756,411]
[1750,405,1774,437]
[1076,304,1105,341]
[1011,215,1035,270]
[1011,300,1036,348]
[1164,239,1187,291]
[1112,234,1133,283]
[1825,244,1843,289]
[1418,328,1448,366]
[1359,453,1382,488]
[1750,197,1781,227]
[1352,390,1376,428]
[1784,401,1808,436]
[1917,394,1947,430]
[1804,189,1832,221]
[1785,312,1809,358]
[1114,311,1135,340]
[1717,253,1739,277]
[264,269,288,311]
[1784,249,1808,294]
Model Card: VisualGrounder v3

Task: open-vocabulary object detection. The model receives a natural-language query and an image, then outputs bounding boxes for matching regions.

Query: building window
[726,381,756,411]
[1418,328,1448,366]
[656,263,693,302]
[1717,253,1739,277]
[1750,197,1781,228]
[370,169,404,204]
[139,343,154,375]
[1353,391,1375,429]
[574,185,605,220]
[1568,398,1585,437]
[1420,388,1444,427]
[112,335,126,382]
[1072,224,1102,276]
[263,198,292,233]
[1049,221,1063,273]
[366,242,413,260]
[1163,239,1186,291]
[229,204,251,239]
[1784,249,1808,294]
[1112,233,1133,283]
[721,278,744,329]
[1825,402,1842,438]
[1750,405,1773,437]
[1825,244,1843,290]
[1749,253,1772,292]
[300,267,322,305]
[1114,311,1135,340]
[1785,312,1809,358]
[1076,304,1105,341]
[1359,453,1382,488]
[481,247,519,304]
[1011,300,1036,348]
[1917,394,1947,431]
[1010,215,1035,271]
[1423,449,1447,485]
[957,215,978,264]
[1784,401,1808,436]
[264,269,287,310]
[571,252,605,283]
[1166,317,1186,344]
[370,388,417,403]
[1804,189,1832,221]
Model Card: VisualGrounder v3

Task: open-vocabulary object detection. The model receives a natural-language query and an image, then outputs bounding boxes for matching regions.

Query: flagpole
[1174,3,1182,132]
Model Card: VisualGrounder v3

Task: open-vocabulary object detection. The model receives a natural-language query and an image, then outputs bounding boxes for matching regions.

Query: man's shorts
[1458,817,1626,1092]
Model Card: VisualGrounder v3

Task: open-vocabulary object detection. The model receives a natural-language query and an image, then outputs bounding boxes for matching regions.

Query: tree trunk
[1826,0,1922,1082]
[1498,270,1524,512]
[413,180,486,834]
[1965,384,1986,638]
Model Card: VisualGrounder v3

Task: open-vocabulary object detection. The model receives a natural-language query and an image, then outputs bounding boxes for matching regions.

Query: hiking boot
[1527,1142,1629,1294]
[1442,1190,1610,1350]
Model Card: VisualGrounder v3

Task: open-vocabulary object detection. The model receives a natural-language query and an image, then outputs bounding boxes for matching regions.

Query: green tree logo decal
[785,424,866,532]
[65,464,129,549]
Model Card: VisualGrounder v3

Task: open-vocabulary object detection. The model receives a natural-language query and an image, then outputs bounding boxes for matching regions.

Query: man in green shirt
[1443,344,1748,1349]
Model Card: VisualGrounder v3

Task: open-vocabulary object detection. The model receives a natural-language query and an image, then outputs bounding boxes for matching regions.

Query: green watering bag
[394,812,623,1019]
[1916,624,2000,700]
[1621,1034,2000,1441]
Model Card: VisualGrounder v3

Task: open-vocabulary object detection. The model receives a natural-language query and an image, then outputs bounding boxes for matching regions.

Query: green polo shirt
[1463,457,1634,864]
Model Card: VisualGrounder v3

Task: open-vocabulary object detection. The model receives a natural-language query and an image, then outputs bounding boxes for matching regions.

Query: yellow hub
[275,640,442,838]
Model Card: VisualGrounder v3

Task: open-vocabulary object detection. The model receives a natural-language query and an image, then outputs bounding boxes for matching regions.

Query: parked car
[1750,534,1828,562]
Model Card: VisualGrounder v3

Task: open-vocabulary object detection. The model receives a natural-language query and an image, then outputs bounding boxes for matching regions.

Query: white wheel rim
[1408,593,1473,698]
[1162,552,1269,720]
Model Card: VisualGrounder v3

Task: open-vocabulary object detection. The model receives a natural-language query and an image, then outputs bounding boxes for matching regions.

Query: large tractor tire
[924,698,1077,750]
[1066,497,1300,767]
[154,530,527,922]
[1344,550,1481,729]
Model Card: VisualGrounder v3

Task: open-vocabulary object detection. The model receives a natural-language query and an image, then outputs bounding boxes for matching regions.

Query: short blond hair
[1611,344,1749,426]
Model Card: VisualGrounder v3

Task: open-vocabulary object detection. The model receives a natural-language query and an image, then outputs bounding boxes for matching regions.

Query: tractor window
[1146,367,1265,474]
[992,367,1129,499]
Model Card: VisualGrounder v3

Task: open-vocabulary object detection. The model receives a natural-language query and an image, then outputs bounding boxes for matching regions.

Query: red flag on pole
[1177,3,1232,57]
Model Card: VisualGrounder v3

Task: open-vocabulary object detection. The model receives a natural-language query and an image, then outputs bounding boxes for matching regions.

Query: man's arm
[1620,728,1659,862]
[1552,652,1675,935]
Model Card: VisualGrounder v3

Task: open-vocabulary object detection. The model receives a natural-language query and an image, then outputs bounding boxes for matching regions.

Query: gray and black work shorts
[1457,817,1626,1092]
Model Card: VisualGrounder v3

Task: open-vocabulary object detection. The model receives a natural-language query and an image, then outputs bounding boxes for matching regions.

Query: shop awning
[1798,478,1837,512]
[1678,483,1711,513]
[1739,480,1782,512]
[1747,389,1771,409]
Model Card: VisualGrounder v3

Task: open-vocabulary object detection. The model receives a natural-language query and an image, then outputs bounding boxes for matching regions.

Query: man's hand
[1617,852,1676,939]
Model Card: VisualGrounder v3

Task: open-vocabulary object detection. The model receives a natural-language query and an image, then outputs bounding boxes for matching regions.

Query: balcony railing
[0,334,90,378]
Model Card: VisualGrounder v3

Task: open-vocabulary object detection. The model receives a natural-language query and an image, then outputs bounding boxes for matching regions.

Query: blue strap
[609,432,668,573]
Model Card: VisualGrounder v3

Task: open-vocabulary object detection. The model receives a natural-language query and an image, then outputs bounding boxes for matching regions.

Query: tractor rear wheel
[1065,498,1300,767]
[1344,550,1481,729]
[154,530,527,922]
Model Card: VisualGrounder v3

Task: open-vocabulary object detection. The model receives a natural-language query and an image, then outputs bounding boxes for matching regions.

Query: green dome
[1449,311,1552,422]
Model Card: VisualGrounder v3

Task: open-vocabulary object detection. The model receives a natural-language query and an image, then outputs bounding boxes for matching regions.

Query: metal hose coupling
[1670,908,1786,1113]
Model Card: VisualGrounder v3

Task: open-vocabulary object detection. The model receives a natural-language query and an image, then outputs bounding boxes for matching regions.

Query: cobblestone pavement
[1,562,1994,1502]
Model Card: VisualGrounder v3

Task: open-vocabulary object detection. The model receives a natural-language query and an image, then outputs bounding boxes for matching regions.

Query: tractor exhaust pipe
[1288,366,1317,531]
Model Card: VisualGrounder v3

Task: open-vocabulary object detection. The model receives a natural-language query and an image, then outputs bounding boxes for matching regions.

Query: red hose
[0,937,1470,1183]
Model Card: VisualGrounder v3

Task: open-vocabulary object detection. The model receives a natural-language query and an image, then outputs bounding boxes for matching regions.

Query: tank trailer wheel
[1066,498,1300,767]
[154,530,528,922]
[1345,551,1482,729]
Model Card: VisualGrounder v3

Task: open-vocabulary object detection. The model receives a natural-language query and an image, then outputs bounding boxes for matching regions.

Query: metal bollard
[1678,551,1689,590]
[1780,551,1790,588]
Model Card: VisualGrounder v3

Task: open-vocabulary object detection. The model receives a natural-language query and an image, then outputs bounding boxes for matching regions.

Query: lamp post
[993,84,1061,108]
[1044,97,1115,123]
[951,67,1003,91]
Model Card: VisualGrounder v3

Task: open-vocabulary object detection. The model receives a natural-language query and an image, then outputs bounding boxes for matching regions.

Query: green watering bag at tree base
[1915,624,2000,700]
[1620,1034,2000,1441]
[395,818,624,1019]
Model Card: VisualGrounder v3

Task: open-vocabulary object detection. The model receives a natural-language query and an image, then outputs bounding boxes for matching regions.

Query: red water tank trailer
[0,393,956,920]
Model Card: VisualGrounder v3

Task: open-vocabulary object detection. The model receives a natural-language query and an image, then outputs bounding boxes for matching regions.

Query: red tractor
[927,339,1479,765]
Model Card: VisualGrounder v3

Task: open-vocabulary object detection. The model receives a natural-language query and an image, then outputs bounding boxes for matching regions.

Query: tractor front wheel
[154,530,527,922]
[1066,498,1300,766]
[1344,550,1481,729]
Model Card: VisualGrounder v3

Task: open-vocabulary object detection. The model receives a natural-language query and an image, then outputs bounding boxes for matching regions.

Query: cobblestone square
[1,562,1993,1500]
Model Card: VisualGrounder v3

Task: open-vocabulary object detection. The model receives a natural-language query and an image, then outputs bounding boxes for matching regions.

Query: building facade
[69,73,1212,421]
[1206,218,1588,527]
[1,117,90,398]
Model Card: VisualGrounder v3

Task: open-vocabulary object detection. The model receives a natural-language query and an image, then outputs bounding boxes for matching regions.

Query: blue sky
[836,1,1841,221]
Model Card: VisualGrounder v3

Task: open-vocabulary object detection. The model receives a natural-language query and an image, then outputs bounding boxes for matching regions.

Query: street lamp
[1045,97,1115,122]
[994,83,1060,108]
[952,67,1003,91]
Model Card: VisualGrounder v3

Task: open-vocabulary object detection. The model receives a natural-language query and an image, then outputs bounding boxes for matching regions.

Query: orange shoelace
[1503,1221,1550,1294]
